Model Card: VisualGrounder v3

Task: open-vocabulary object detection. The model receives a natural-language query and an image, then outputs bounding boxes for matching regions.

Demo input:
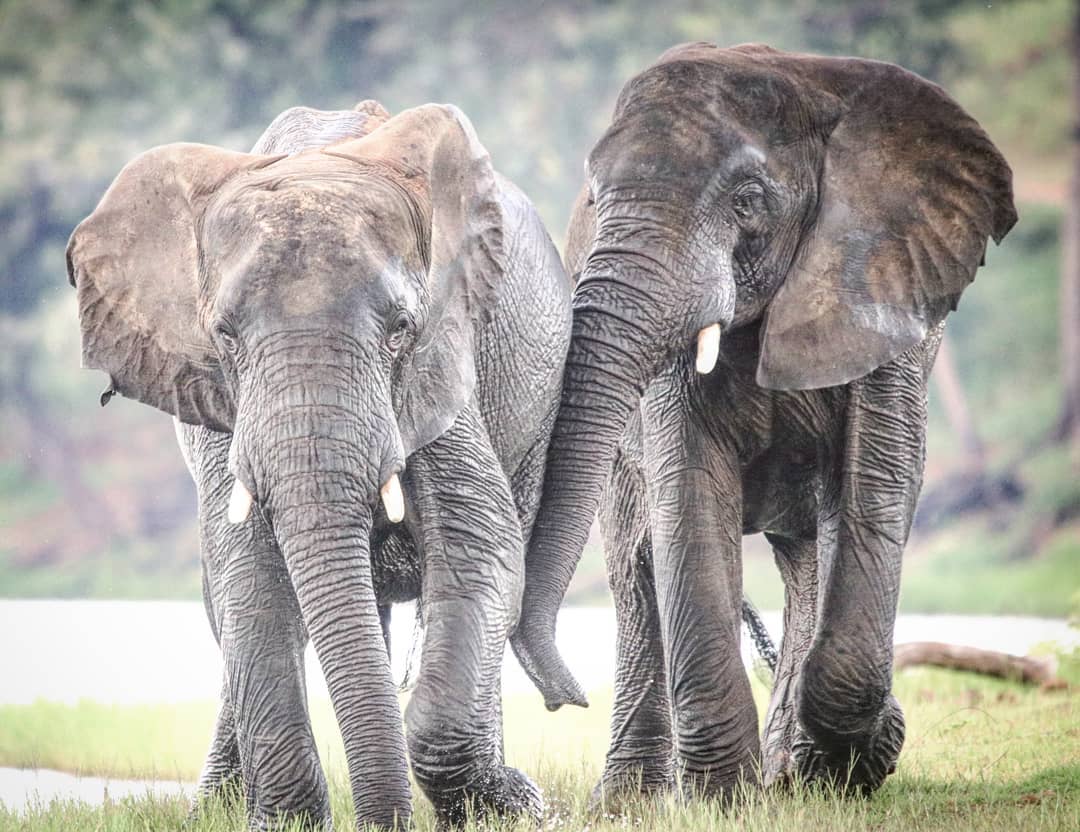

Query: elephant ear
[328,104,505,455]
[66,143,281,430]
[564,184,596,286]
[756,57,1017,390]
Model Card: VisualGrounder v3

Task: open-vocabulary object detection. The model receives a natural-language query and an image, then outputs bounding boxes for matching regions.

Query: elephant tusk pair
[696,323,721,374]
[227,473,406,525]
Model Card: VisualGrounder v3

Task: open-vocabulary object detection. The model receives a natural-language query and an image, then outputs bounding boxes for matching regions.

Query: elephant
[510,42,1016,803]
[66,99,572,829]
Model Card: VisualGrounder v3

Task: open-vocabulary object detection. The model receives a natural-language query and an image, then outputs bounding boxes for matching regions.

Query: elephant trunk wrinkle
[230,355,412,825]
[268,473,412,827]
[513,305,656,710]
[236,349,405,520]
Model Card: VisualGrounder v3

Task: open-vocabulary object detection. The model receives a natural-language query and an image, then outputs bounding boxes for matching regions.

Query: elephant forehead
[203,182,424,322]
[206,175,427,273]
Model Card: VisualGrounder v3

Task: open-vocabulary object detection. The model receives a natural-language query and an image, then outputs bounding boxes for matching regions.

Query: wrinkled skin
[510,43,1016,803]
[67,101,571,829]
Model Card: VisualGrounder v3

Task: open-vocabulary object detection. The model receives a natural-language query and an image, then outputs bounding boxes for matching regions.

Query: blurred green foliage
[0,0,1075,607]
[0,0,1069,312]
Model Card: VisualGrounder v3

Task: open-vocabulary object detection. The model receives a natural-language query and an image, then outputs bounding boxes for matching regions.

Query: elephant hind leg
[760,533,817,789]
[592,443,674,813]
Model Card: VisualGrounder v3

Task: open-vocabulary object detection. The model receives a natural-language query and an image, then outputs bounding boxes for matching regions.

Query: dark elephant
[510,43,1016,801]
[67,100,571,829]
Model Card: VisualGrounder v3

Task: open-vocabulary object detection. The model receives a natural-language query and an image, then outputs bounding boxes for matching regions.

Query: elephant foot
[431,765,543,829]
[762,723,811,791]
[186,773,243,826]
[762,751,796,791]
[794,695,905,796]
[678,768,759,808]
[587,770,674,817]
[248,802,334,832]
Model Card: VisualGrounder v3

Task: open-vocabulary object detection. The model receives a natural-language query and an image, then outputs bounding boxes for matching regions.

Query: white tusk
[695,323,721,374]
[381,474,405,523]
[227,478,253,524]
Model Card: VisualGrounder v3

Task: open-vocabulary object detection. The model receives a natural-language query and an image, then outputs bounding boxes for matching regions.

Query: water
[0,767,191,813]
[0,600,1073,705]
[0,600,1074,811]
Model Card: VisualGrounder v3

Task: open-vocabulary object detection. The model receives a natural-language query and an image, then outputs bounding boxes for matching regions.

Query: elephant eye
[214,321,240,354]
[386,311,414,353]
[732,182,767,221]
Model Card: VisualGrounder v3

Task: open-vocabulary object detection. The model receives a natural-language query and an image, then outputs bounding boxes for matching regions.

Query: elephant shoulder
[493,172,573,300]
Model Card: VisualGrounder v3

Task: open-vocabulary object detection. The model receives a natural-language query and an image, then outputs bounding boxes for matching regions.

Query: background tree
[1059,0,1080,457]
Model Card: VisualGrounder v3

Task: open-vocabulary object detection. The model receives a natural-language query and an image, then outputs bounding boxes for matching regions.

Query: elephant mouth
[225,469,406,526]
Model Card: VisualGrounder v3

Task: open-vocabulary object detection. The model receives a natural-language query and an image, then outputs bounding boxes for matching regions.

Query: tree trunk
[1058,0,1080,458]
[893,642,1061,687]
[932,332,985,470]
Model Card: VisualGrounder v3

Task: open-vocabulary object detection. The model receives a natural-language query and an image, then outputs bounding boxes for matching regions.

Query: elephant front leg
[191,569,243,809]
[220,531,330,827]
[177,423,330,828]
[761,533,817,788]
[179,425,243,812]
[592,442,674,812]
[641,367,760,803]
[404,404,542,827]
[193,675,243,808]
[796,357,927,794]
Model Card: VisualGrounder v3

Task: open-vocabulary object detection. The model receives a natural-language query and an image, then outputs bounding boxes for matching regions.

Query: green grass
[1,671,1077,830]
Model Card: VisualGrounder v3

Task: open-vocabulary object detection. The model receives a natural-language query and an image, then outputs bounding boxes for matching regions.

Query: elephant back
[252,100,391,155]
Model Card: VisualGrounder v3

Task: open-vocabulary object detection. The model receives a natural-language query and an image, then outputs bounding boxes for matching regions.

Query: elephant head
[66,104,505,825]
[511,42,1016,709]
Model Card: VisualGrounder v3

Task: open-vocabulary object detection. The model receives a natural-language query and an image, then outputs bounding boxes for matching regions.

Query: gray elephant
[510,43,1016,802]
[66,100,571,829]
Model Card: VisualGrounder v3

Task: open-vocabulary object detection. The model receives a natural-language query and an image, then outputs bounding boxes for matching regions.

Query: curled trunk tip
[511,618,589,710]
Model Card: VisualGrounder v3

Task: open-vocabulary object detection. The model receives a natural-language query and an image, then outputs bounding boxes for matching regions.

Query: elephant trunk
[511,222,735,710]
[270,481,410,827]
[236,340,410,828]
[511,262,670,710]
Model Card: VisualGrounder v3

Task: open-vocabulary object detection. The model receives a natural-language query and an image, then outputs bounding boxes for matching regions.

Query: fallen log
[893,641,1062,687]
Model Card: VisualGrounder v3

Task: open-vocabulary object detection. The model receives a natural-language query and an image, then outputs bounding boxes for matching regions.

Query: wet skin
[509,42,1016,803]
[68,102,571,829]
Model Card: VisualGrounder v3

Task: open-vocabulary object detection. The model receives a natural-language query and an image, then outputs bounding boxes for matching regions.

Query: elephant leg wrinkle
[591,437,676,812]
[403,405,544,826]
[641,365,761,800]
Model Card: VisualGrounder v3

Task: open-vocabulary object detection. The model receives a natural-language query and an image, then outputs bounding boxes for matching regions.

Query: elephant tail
[741,597,778,676]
